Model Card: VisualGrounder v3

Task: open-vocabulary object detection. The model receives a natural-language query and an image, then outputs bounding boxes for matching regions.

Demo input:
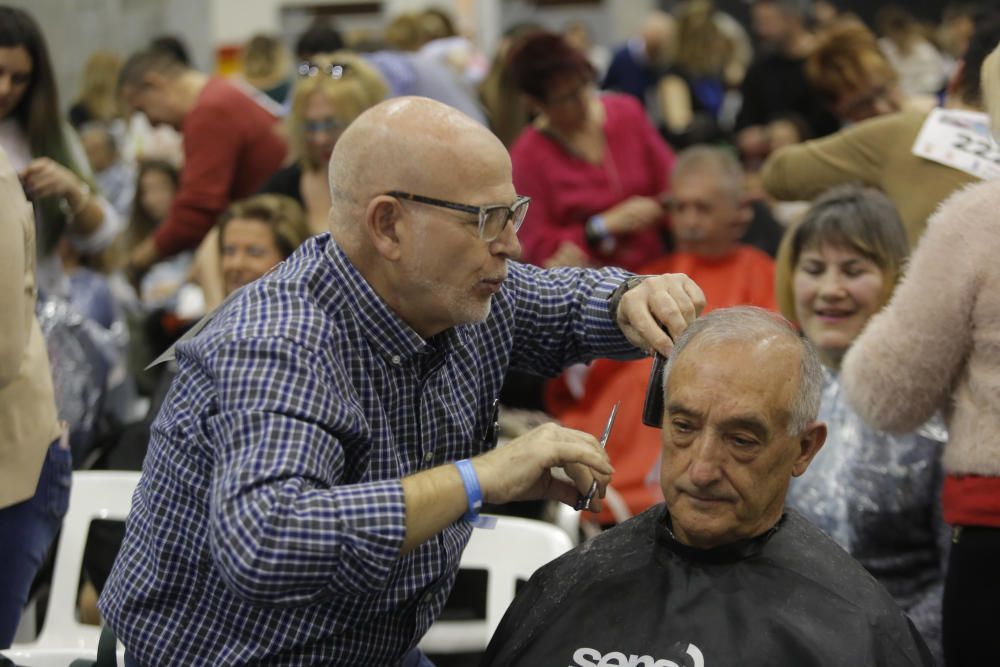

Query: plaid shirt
[100,234,636,665]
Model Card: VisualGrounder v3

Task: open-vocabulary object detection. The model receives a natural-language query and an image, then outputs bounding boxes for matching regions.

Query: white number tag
[912,109,1000,180]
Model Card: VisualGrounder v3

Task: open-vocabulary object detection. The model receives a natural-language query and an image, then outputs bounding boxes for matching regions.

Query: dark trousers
[0,440,71,647]
[942,525,1000,666]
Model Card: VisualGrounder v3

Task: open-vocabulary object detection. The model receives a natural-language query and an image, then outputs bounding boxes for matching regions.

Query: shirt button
[391,355,401,365]
[423,451,434,464]
[422,591,435,605]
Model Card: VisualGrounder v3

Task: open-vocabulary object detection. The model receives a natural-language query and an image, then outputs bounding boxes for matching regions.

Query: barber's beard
[405,245,492,330]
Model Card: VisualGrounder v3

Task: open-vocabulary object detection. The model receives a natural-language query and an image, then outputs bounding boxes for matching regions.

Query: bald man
[99,97,705,666]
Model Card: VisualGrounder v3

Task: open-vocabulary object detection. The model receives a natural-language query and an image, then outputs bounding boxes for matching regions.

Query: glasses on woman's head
[386,191,531,242]
[297,61,350,79]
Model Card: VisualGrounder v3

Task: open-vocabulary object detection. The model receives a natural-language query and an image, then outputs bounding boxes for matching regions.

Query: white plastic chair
[11,471,140,654]
[1,646,97,666]
[419,515,574,654]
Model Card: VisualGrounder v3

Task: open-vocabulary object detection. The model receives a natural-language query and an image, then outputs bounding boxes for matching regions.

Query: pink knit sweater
[843,180,1000,483]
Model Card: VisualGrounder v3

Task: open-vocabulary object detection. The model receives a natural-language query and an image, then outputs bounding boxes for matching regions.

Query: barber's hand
[472,423,613,512]
[617,274,705,357]
[603,196,664,235]
[20,158,81,201]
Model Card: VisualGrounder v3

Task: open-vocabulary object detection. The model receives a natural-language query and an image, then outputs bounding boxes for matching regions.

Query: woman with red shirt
[507,31,675,272]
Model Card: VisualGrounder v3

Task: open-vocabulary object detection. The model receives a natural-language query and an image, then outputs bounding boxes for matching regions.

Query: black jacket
[482,506,934,667]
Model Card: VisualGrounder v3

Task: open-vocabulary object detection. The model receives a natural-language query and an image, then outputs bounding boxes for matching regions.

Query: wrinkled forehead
[669,337,800,413]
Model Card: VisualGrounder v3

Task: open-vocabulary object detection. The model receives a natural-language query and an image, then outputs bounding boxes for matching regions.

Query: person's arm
[401,422,614,553]
[760,113,902,202]
[841,184,986,433]
[150,109,242,260]
[0,150,29,386]
[18,156,107,239]
[204,335,613,605]
[503,263,704,376]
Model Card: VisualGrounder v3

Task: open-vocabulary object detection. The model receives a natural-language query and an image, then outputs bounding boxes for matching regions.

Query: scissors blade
[575,401,621,512]
[598,401,620,449]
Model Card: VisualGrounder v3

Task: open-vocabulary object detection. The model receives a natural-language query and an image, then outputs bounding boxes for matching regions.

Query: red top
[942,475,1000,527]
[556,248,778,524]
[153,78,288,257]
[510,94,675,273]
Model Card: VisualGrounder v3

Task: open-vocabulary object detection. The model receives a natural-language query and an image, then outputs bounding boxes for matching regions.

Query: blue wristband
[455,459,496,529]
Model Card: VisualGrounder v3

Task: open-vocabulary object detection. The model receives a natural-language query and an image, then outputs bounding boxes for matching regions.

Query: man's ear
[364,195,404,261]
[791,420,827,477]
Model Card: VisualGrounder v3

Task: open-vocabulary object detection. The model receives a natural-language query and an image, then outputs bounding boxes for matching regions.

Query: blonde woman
[69,50,124,128]
[259,51,388,235]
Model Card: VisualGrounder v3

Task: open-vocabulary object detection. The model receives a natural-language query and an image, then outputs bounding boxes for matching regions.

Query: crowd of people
[2,1,1000,665]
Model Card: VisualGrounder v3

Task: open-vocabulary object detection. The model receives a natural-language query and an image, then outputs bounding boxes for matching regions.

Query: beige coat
[842,180,1000,476]
[0,147,61,508]
[762,110,976,247]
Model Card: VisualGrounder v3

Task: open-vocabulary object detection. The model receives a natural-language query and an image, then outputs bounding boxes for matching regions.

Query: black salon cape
[481,506,933,667]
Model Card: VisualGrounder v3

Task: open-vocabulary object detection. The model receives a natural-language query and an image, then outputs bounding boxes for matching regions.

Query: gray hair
[662,306,823,435]
[671,145,744,203]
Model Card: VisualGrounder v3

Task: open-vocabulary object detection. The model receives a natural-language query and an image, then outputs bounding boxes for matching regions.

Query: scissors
[575,401,620,511]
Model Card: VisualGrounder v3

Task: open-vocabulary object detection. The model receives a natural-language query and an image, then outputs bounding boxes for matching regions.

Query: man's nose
[0,75,10,97]
[490,218,522,260]
[687,434,725,488]
[225,250,247,272]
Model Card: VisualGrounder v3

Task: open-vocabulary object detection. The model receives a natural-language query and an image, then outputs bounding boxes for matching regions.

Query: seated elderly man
[98,96,705,666]
[483,307,934,667]
[556,147,778,525]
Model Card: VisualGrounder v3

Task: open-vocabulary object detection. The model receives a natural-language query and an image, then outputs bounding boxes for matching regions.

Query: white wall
[5,0,194,112]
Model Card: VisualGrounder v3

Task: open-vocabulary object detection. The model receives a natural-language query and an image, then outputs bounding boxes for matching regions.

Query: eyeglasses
[386,191,531,242]
[304,117,348,134]
[297,61,350,79]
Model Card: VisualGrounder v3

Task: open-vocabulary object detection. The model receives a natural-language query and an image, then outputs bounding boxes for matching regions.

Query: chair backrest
[420,515,574,654]
[13,471,141,651]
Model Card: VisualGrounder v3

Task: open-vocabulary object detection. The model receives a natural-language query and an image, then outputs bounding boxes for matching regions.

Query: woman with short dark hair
[507,31,675,272]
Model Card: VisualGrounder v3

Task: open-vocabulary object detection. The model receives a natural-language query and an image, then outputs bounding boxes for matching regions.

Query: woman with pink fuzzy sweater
[841,43,1000,667]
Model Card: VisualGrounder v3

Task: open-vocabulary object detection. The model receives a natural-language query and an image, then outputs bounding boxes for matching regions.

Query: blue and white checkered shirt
[100,234,637,665]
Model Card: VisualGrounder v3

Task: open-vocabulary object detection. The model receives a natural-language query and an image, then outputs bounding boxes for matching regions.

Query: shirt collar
[323,236,466,365]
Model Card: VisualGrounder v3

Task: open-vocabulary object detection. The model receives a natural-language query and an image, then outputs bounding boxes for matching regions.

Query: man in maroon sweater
[119,49,287,274]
